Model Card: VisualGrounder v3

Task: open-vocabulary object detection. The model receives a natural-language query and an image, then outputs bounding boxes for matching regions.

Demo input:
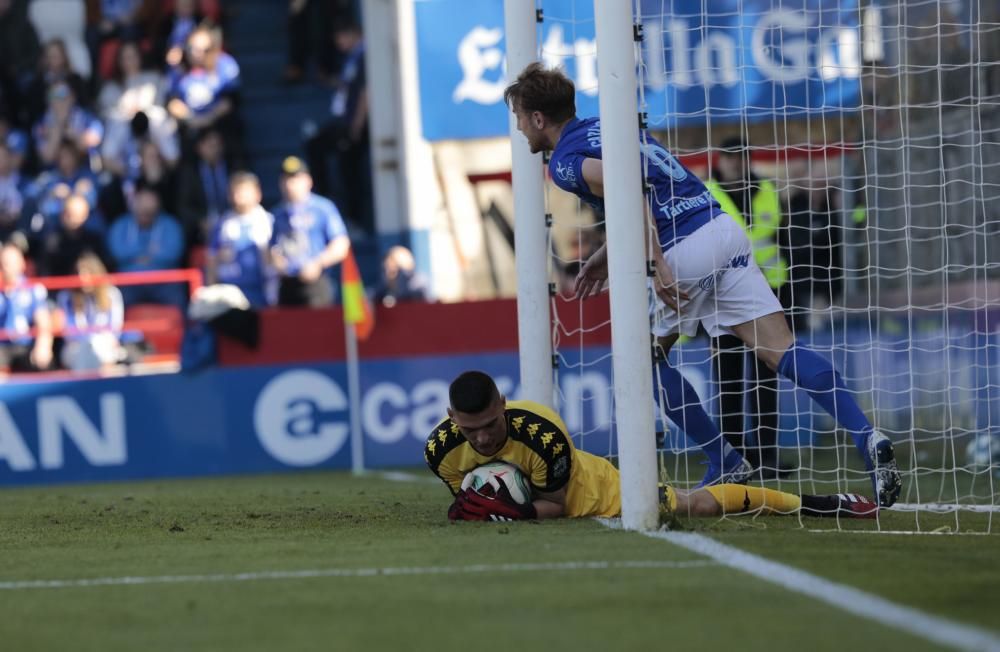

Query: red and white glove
[447,483,538,522]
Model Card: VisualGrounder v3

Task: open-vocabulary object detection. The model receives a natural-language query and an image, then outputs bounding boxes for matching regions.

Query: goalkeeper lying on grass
[426,371,878,522]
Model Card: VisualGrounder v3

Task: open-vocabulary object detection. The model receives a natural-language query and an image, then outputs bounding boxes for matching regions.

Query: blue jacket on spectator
[270,193,347,275]
[107,211,185,272]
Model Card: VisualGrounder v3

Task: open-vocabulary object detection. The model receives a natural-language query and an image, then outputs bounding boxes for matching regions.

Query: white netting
[538,0,1000,532]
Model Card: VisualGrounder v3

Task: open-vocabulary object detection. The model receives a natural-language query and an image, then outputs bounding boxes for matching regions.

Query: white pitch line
[890,502,1000,514]
[373,470,440,484]
[597,520,1000,652]
[0,559,714,591]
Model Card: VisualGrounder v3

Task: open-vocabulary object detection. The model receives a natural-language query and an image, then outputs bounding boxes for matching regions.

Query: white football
[460,462,532,505]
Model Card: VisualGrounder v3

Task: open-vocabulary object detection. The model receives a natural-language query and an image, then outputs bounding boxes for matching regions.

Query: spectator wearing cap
[38,193,110,277]
[0,239,54,372]
[107,181,185,307]
[33,81,103,169]
[206,171,273,308]
[269,156,349,307]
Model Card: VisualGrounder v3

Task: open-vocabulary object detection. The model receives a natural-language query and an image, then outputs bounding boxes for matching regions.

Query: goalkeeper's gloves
[448,484,538,522]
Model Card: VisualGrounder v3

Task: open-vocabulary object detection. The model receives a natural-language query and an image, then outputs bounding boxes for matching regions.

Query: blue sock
[777,343,873,458]
[655,364,740,468]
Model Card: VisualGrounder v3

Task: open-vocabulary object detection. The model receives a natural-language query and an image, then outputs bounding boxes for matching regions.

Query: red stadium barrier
[216,293,613,366]
[31,268,203,294]
[1,269,203,357]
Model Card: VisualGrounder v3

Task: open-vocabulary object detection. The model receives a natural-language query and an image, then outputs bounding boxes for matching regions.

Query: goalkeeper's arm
[532,486,566,519]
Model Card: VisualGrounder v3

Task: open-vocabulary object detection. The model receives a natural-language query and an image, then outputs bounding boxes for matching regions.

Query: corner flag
[341,248,375,340]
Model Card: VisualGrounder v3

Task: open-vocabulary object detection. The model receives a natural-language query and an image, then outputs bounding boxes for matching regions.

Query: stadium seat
[124,303,185,356]
[28,0,92,79]
[161,0,222,23]
[187,245,207,273]
[98,38,121,81]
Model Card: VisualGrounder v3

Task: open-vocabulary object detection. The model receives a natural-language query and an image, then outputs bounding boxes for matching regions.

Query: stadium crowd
[0,0,414,374]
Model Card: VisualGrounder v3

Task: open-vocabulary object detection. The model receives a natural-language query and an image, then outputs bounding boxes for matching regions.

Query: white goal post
[590,0,661,530]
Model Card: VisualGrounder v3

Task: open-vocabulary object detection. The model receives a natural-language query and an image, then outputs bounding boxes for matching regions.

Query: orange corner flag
[341,248,375,340]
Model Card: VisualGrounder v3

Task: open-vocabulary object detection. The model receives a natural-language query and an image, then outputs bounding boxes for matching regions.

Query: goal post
[505,0,555,409]
[592,0,661,531]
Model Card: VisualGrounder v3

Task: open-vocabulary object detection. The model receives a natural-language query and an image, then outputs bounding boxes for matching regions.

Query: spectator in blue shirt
[33,82,104,170]
[167,23,242,157]
[206,171,273,308]
[107,181,186,307]
[0,239,54,372]
[269,156,349,307]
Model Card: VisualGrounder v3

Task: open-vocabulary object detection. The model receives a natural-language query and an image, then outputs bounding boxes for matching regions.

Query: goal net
[537,0,1000,532]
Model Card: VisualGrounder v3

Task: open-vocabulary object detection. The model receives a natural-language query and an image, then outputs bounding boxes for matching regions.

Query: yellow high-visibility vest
[705,178,788,289]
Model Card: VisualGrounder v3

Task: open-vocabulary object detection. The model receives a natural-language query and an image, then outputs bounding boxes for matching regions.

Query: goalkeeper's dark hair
[503,62,576,123]
[449,371,500,414]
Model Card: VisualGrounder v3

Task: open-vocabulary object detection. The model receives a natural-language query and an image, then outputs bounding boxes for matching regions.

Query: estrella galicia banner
[414,0,862,141]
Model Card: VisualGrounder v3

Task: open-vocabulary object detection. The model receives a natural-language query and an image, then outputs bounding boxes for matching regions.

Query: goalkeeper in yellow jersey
[425,371,878,522]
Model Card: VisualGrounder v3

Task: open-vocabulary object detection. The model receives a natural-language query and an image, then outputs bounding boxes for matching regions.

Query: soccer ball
[965,433,1000,472]
[460,462,532,505]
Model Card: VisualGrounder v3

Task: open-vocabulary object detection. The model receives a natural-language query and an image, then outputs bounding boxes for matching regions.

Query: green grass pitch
[1,471,998,651]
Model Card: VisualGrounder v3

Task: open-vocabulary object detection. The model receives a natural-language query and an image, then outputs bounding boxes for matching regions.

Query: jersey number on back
[640,142,688,182]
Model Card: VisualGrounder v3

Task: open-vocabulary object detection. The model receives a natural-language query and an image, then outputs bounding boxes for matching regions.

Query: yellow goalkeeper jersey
[424,399,621,518]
